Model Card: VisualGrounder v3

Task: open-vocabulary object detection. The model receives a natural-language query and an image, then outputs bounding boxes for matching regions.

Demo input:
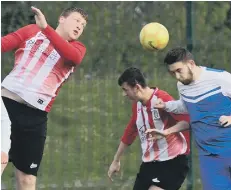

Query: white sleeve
[165,97,188,114]
[219,71,231,98]
[165,82,188,114]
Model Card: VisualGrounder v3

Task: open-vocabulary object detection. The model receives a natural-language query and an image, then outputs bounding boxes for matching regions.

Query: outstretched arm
[154,90,188,114]
[31,6,86,65]
[1,24,39,52]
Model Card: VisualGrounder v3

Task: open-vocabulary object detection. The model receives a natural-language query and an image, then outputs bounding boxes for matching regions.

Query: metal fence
[1,1,231,189]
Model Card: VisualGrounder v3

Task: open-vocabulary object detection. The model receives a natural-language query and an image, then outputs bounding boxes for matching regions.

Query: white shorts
[1,98,11,154]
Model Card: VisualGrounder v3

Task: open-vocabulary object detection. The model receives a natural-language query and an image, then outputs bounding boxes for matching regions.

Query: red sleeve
[156,89,190,122]
[42,25,86,65]
[121,103,138,145]
[1,24,40,52]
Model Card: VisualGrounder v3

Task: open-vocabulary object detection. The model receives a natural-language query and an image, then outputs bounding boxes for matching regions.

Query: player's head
[118,67,147,101]
[58,7,88,41]
[164,47,196,85]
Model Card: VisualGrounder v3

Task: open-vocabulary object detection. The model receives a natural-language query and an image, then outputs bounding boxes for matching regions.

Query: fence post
[186,1,194,190]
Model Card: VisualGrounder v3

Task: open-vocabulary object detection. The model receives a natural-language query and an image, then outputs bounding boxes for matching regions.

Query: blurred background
[1,1,231,190]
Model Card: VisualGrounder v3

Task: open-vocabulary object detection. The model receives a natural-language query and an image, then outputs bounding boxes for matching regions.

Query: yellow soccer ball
[139,22,169,51]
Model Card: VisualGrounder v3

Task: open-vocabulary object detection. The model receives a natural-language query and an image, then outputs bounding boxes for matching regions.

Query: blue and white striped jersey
[166,67,231,156]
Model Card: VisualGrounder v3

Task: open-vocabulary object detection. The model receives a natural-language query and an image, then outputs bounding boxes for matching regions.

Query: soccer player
[1,98,11,175]
[154,47,231,190]
[108,67,190,190]
[1,6,88,190]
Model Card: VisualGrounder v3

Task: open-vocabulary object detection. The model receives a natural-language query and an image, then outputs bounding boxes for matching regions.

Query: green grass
[2,75,203,190]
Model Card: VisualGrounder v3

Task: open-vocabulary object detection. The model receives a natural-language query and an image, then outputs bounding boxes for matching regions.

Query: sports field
[2,76,203,189]
[1,1,230,189]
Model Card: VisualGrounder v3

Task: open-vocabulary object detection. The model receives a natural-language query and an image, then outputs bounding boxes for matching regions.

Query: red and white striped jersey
[121,88,190,162]
[1,24,86,112]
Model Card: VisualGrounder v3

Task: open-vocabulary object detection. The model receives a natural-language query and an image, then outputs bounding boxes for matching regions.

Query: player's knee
[18,175,36,187]
[16,171,36,187]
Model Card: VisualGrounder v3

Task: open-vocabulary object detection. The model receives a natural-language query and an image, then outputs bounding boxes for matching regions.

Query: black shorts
[2,97,48,176]
[133,155,189,190]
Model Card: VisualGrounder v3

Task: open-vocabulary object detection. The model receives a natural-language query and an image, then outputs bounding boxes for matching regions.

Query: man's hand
[219,115,231,127]
[31,6,48,30]
[154,98,166,109]
[108,160,120,182]
[1,151,8,165]
[145,129,168,141]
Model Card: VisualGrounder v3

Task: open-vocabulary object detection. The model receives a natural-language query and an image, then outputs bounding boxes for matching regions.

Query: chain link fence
[1,1,231,189]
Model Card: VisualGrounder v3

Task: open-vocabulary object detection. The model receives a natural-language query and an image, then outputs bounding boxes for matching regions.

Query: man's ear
[58,16,65,24]
[188,60,196,66]
[187,60,196,69]
[135,83,142,91]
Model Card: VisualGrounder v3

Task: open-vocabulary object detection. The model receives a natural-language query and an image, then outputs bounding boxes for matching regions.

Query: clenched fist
[154,98,166,109]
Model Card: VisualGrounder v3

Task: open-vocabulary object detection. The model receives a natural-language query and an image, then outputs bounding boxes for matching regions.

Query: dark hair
[118,67,147,88]
[164,47,194,65]
[60,7,88,22]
